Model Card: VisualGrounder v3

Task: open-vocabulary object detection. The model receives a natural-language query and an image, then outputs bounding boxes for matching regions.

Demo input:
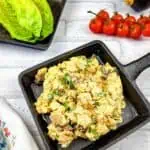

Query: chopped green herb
[48,89,62,100]
[63,103,71,111]
[53,89,60,96]
[63,73,75,89]
[87,59,92,63]
[48,93,53,100]
[86,59,92,67]
[56,134,59,140]
[88,128,99,139]
[91,129,97,135]
[88,127,97,134]
[69,81,75,89]
[94,101,99,106]
[68,124,73,128]
[97,92,106,97]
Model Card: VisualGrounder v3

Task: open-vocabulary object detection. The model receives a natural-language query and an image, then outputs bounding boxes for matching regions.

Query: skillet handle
[123,53,150,80]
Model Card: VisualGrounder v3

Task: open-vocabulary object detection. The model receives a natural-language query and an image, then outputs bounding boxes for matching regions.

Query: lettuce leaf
[7,0,42,38]
[33,0,54,39]
[0,0,36,43]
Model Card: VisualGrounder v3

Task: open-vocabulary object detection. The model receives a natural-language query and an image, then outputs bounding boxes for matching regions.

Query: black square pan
[0,0,66,50]
[19,40,150,150]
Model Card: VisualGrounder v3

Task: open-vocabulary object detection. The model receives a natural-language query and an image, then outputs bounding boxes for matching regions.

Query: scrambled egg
[35,55,126,148]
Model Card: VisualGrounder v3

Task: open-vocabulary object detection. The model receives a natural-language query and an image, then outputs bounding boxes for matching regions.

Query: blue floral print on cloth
[0,120,15,150]
[0,129,9,150]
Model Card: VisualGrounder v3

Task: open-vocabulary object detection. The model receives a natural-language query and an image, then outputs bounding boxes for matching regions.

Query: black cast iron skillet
[19,40,150,150]
[0,0,66,50]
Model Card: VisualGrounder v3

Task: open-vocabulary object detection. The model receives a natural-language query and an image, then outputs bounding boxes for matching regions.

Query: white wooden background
[1,0,150,149]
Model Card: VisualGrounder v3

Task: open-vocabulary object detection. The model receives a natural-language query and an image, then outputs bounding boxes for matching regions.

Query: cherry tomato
[116,22,129,37]
[142,23,150,36]
[89,18,103,33]
[137,15,149,27]
[129,23,142,39]
[97,10,109,21]
[125,14,136,25]
[112,12,124,24]
[103,19,116,35]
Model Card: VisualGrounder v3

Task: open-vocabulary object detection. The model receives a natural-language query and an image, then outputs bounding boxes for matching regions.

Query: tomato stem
[114,11,118,15]
[87,10,97,16]
[126,13,130,17]
[140,14,143,18]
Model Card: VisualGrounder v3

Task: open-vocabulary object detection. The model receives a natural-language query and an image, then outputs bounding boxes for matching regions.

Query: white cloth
[0,98,39,150]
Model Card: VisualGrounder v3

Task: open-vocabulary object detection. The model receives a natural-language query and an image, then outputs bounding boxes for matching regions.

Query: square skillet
[0,0,66,50]
[19,40,150,150]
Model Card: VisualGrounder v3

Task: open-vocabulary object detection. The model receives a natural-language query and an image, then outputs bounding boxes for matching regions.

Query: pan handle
[123,53,150,80]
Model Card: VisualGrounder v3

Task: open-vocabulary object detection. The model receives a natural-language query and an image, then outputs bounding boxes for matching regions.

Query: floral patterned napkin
[0,98,39,150]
